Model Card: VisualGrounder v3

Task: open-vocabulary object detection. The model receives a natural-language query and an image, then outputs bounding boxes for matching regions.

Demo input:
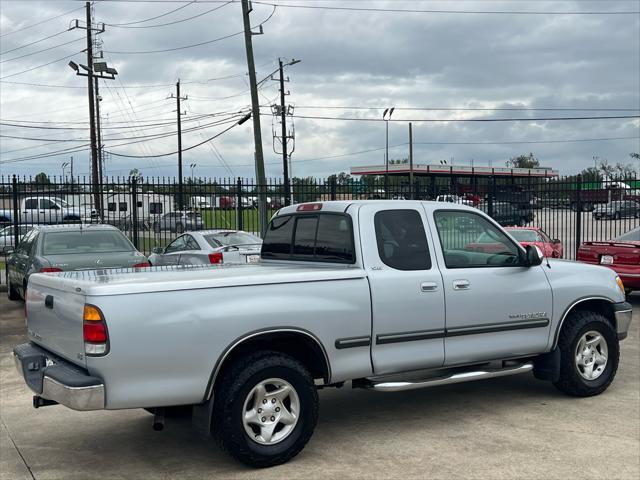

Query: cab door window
[434,210,521,268]
[374,209,431,270]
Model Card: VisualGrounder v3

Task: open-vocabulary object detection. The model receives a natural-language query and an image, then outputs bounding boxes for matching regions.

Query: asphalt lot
[1,293,639,480]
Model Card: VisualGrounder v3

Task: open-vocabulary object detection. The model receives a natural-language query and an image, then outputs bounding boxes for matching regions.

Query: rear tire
[213,351,318,468]
[7,279,20,301]
[553,310,619,397]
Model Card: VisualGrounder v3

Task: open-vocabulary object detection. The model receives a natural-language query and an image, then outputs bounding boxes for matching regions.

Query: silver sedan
[148,230,262,266]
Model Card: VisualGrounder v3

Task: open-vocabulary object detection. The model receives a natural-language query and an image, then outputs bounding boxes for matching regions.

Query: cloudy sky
[0,0,639,180]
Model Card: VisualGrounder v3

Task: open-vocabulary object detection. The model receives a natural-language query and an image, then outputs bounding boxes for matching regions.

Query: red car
[577,227,640,293]
[504,227,564,258]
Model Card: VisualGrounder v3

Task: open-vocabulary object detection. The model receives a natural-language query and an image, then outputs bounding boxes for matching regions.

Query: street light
[61,161,69,181]
[383,107,395,198]
[190,163,197,179]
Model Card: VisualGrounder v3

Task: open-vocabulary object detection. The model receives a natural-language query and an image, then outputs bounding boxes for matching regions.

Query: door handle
[453,279,470,290]
[420,282,438,292]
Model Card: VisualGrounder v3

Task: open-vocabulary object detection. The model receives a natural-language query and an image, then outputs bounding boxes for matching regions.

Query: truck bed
[28,263,367,296]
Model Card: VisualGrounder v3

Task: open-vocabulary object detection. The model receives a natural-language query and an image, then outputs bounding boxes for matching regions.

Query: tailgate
[26,275,87,368]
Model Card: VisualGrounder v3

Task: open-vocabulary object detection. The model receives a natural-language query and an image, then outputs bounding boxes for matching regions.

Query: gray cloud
[0,0,638,180]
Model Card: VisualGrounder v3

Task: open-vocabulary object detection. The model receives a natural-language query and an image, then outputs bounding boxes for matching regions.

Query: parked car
[18,196,83,224]
[478,202,534,226]
[5,224,149,300]
[0,224,35,251]
[13,201,631,468]
[504,227,563,258]
[153,211,204,233]
[592,200,640,220]
[436,194,474,206]
[148,230,262,266]
[577,226,640,293]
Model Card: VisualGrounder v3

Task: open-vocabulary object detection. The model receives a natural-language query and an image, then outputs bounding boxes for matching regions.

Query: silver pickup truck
[13,201,632,467]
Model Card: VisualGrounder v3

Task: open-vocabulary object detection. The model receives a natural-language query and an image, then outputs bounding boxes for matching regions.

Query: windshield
[616,227,640,242]
[205,231,261,247]
[506,229,540,242]
[42,230,134,255]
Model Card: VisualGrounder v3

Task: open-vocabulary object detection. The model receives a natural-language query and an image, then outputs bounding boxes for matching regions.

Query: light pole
[382,107,395,198]
[190,163,197,180]
[61,162,69,181]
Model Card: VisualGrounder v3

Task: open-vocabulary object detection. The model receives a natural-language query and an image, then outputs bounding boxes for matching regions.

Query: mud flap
[192,394,215,438]
[533,348,561,382]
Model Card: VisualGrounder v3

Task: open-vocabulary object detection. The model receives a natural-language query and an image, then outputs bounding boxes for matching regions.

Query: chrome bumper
[13,343,105,411]
[614,302,633,341]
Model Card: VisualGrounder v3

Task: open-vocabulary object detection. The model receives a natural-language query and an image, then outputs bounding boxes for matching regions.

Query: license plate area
[246,254,260,263]
[601,255,614,265]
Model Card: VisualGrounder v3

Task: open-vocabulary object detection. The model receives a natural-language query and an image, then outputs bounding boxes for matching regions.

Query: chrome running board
[367,362,533,392]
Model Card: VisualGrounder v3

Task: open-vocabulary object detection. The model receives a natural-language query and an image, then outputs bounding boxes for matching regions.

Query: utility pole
[279,59,290,206]
[85,1,100,218]
[70,2,117,219]
[170,80,187,210]
[94,77,103,190]
[409,122,413,198]
[271,58,300,206]
[241,0,267,234]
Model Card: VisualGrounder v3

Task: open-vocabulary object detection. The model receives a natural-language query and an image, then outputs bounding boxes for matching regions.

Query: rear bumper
[13,343,105,411]
[613,302,633,341]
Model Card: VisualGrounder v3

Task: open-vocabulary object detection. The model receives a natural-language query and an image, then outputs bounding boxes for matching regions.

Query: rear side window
[262,213,355,263]
[374,210,431,270]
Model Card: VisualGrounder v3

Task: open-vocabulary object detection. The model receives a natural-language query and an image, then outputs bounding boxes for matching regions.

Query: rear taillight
[208,252,223,264]
[132,262,151,268]
[83,304,109,356]
[40,267,63,273]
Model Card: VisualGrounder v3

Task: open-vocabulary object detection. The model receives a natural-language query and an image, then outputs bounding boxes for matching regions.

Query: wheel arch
[204,328,331,402]
[552,296,616,349]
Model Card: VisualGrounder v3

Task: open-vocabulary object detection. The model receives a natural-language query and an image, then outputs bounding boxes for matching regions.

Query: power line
[105,118,245,158]
[105,0,197,26]
[0,29,70,55]
[0,37,84,64]
[103,31,243,54]
[103,5,276,54]
[0,51,84,80]
[280,114,640,123]
[107,1,233,28]
[0,5,83,38]
[251,1,640,15]
[291,105,640,112]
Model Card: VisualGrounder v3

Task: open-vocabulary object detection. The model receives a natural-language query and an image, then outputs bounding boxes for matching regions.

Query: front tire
[553,311,619,397]
[213,351,318,468]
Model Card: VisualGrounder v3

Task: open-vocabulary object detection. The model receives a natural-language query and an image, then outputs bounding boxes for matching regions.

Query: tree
[580,167,602,183]
[129,168,142,180]
[34,172,50,184]
[630,152,640,160]
[506,153,540,169]
[597,159,615,179]
[613,162,636,179]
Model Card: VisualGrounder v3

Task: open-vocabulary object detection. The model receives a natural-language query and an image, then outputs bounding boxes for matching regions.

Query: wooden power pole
[241,0,268,234]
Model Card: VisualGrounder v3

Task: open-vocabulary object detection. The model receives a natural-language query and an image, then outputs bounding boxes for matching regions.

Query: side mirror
[151,246,164,255]
[525,244,543,267]
[3,246,15,255]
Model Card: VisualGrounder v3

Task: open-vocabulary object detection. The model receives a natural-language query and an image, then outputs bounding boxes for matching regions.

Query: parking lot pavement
[1,295,638,480]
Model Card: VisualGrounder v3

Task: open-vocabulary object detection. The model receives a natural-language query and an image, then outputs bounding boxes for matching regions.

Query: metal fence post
[330,177,337,201]
[575,174,582,258]
[131,177,139,250]
[236,177,243,231]
[12,175,19,247]
[488,172,496,218]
